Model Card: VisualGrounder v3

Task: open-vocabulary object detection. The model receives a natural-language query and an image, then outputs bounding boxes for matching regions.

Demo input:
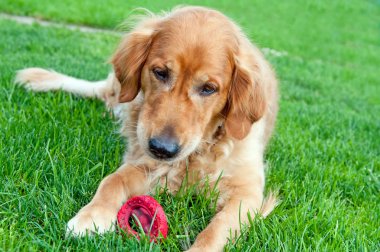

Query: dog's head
[112,7,266,162]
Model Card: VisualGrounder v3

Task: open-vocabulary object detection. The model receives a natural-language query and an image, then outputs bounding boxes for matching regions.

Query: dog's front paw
[66,204,117,237]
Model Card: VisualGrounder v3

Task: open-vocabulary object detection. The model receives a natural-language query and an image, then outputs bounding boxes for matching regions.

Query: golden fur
[16,6,279,251]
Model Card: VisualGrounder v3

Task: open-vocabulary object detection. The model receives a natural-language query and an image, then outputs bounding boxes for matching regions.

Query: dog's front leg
[187,172,264,252]
[66,164,149,236]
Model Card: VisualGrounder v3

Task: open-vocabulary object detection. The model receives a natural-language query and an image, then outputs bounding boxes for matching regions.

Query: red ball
[117,195,168,241]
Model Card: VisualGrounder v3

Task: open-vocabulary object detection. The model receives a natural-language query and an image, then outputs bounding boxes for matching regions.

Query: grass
[1,0,379,251]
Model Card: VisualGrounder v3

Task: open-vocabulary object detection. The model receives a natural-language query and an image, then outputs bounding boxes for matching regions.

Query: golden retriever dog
[15,6,279,251]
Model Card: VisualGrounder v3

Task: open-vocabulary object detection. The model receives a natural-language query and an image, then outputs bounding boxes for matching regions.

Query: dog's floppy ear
[224,51,266,140]
[111,21,157,103]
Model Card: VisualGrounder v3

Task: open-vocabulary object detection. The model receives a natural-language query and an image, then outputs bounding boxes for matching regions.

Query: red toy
[117,195,168,241]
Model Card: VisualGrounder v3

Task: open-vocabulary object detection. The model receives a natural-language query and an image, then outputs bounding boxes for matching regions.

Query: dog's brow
[150,58,173,69]
[197,74,222,87]
[199,74,209,82]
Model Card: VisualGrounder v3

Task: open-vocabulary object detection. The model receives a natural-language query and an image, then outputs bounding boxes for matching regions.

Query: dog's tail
[260,191,279,218]
[15,68,120,108]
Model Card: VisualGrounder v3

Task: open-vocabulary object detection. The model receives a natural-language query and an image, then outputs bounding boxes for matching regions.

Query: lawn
[1,0,379,251]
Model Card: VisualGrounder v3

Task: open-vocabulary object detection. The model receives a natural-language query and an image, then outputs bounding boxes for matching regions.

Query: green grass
[1,0,379,251]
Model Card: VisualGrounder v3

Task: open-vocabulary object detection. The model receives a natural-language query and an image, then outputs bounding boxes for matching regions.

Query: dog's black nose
[148,137,180,159]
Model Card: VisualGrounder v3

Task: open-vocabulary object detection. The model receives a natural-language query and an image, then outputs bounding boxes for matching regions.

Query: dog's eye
[153,68,169,81]
[199,83,217,96]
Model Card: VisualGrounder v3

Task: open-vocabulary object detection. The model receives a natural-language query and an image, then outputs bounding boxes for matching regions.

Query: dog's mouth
[147,151,180,163]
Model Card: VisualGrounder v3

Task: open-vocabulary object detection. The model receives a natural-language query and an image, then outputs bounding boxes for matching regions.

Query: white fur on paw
[66,208,116,237]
